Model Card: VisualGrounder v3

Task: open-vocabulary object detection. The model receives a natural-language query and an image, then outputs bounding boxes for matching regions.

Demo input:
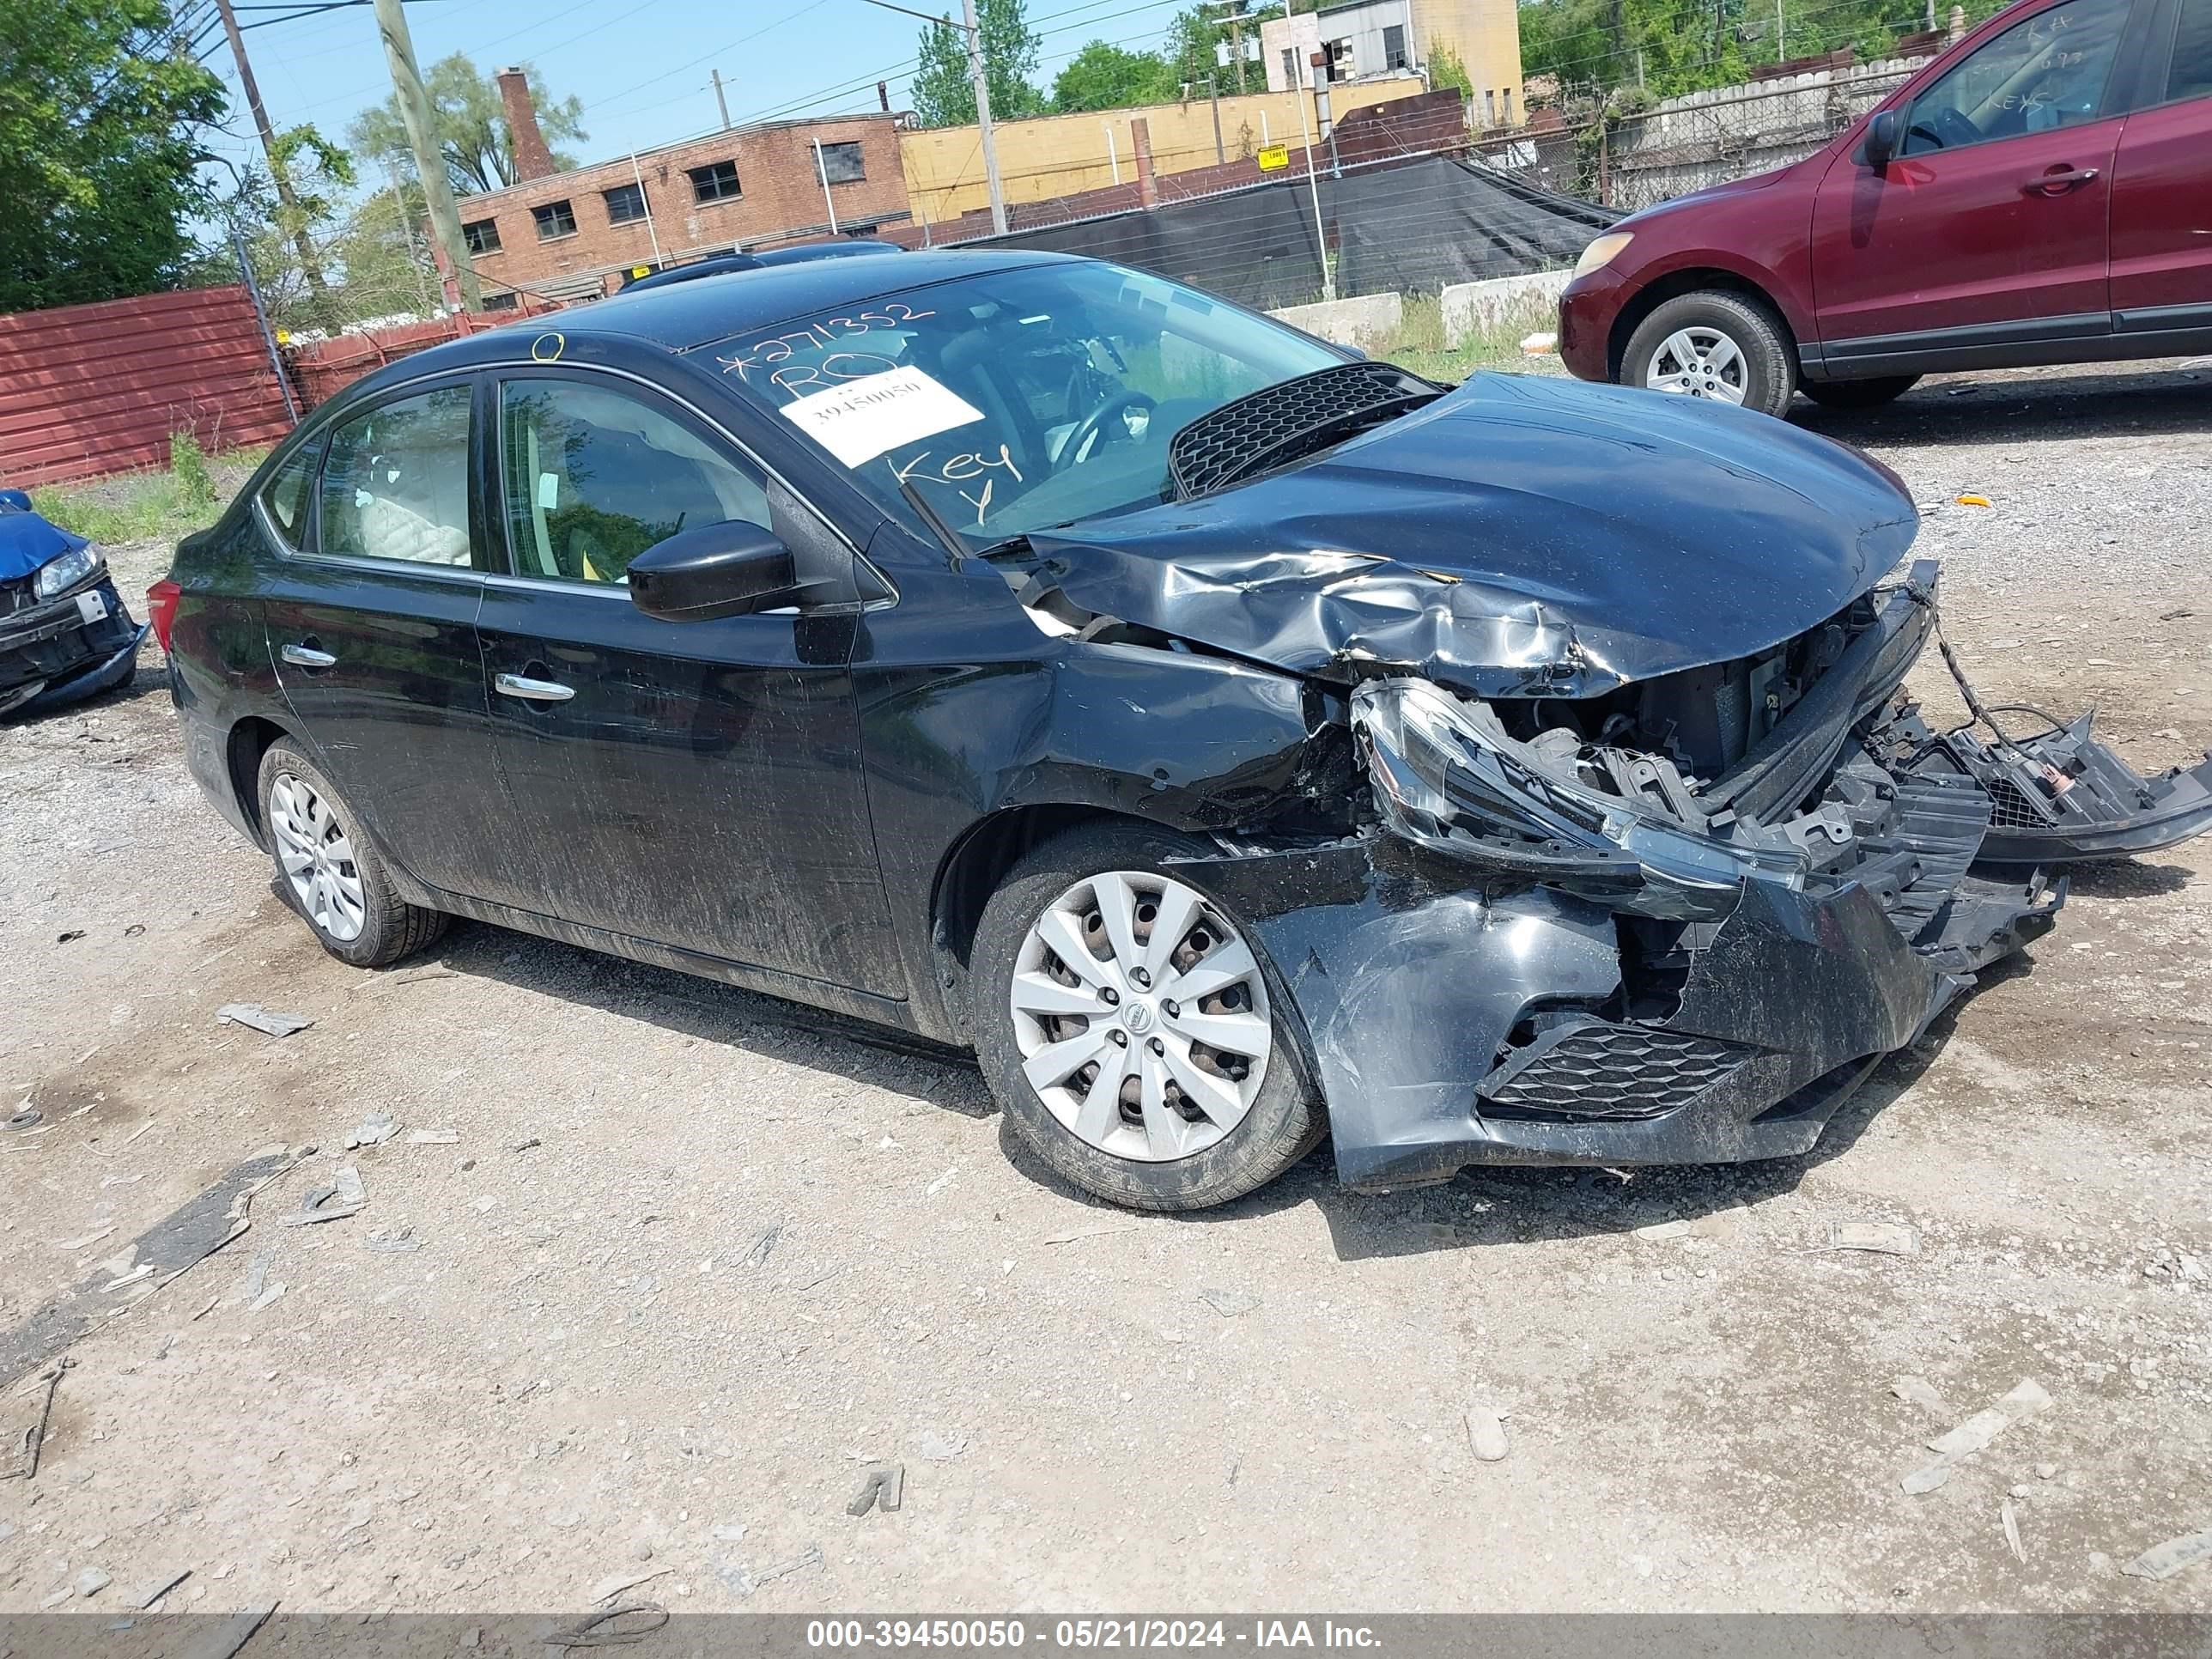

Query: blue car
[0,488,147,717]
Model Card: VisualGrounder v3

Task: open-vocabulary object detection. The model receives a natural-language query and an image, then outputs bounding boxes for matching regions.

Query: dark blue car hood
[1022,372,1919,698]
[0,504,85,584]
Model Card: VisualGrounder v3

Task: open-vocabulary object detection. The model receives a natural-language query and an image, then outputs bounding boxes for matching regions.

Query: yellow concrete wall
[1412,0,1526,123]
[899,75,1428,227]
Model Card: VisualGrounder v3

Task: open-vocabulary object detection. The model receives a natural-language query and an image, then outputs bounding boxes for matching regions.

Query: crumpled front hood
[0,505,83,584]
[1022,372,1919,698]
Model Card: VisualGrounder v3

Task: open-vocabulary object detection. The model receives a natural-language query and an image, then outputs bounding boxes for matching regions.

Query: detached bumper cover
[1887,709,2212,864]
[0,577,144,714]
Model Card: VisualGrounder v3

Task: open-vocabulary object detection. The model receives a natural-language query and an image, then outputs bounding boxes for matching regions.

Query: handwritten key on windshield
[892,444,1024,529]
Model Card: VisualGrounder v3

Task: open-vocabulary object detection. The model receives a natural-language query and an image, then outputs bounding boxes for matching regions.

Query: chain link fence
[1475,57,1924,214]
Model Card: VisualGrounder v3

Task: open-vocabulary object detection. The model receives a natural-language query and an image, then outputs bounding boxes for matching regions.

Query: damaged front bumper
[1190,836,2059,1187]
[0,576,145,716]
[1176,563,2209,1190]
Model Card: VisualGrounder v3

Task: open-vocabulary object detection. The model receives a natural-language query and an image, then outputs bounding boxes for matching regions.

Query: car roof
[552,247,1076,353]
[316,248,1080,414]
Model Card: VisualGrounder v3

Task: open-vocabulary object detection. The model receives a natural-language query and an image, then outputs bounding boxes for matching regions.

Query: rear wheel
[1620,290,1796,418]
[257,743,446,969]
[1801,374,1922,410]
[972,823,1323,1212]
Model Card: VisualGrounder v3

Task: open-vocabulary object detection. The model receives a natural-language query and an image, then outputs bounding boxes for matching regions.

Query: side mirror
[628,520,799,622]
[1864,109,1899,168]
[0,489,32,513]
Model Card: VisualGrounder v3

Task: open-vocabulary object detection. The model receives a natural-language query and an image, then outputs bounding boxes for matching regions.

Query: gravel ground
[1,359,2209,1618]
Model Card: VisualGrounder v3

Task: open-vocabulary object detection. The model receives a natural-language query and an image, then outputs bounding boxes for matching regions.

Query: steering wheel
[1913,105,1981,151]
[1062,390,1156,468]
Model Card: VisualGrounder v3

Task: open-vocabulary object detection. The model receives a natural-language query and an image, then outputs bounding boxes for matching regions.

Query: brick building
[454,69,913,307]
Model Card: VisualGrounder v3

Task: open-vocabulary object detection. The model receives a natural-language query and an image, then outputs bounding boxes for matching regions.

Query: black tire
[972,823,1325,1212]
[1620,290,1797,418]
[256,742,447,969]
[1801,374,1923,410]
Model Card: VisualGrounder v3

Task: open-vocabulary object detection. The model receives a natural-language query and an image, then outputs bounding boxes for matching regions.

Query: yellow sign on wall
[1257,144,1291,172]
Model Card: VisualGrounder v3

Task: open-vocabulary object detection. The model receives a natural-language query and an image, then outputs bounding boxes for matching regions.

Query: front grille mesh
[1983,773,2051,831]
[1478,1019,1749,1121]
[1166,362,1439,499]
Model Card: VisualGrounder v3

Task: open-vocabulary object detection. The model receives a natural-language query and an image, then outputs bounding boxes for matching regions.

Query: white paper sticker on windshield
[776,364,984,468]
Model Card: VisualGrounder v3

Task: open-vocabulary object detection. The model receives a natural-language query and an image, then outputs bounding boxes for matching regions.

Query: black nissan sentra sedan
[157,250,2212,1212]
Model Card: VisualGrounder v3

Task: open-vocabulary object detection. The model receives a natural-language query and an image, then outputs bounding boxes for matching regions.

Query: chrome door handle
[495,672,575,703]
[281,642,337,668]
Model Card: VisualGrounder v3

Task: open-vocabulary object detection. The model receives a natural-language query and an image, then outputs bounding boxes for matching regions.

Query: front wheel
[1620,290,1797,418]
[257,743,447,969]
[972,824,1323,1212]
[1801,374,1922,410]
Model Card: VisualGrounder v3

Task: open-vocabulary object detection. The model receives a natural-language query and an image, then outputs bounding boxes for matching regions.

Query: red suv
[1559,0,2211,415]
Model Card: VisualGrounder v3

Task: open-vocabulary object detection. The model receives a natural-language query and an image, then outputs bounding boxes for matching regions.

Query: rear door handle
[280,642,337,669]
[2025,166,2100,194]
[495,671,575,703]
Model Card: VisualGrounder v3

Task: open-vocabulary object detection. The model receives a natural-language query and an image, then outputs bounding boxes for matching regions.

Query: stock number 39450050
[805,1620,1233,1650]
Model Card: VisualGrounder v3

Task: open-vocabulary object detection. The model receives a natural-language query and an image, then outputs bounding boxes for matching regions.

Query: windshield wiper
[900,477,974,564]
[1165,362,1445,501]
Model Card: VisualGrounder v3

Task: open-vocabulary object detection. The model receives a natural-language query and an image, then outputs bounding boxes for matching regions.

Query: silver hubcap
[270,771,367,943]
[1010,870,1273,1163]
[1646,326,1748,404]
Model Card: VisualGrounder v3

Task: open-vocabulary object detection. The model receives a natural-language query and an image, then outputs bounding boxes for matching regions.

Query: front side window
[316,386,475,568]
[463,218,501,255]
[710,262,1343,544]
[2171,0,2212,100]
[690,161,742,204]
[499,379,772,587]
[532,200,578,240]
[1902,0,2132,154]
[604,182,647,224]
[259,437,321,547]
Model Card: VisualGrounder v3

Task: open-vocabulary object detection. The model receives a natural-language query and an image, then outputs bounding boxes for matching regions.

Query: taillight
[146,578,181,654]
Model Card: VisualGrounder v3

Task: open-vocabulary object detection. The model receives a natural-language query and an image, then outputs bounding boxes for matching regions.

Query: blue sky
[199,0,1208,184]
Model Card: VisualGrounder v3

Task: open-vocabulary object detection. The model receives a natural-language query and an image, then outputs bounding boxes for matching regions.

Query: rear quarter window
[258,439,321,548]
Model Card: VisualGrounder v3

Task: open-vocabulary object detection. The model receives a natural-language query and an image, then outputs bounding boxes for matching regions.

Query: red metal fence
[284,296,559,410]
[0,286,297,486]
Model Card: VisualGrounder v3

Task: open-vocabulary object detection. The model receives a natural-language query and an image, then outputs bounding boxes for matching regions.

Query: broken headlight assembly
[1351,678,1809,901]
[34,543,104,601]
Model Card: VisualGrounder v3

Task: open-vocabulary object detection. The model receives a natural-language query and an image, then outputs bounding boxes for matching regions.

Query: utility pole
[712,68,732,129]
[1286,3,1333,302]
[960,0,1009,234]
[813,139,842,234]
[860,0,1006,234]
[371,0,479,310]
[215,0,334,321]
[1775,0,1785,58]
[1207,75,1225,163]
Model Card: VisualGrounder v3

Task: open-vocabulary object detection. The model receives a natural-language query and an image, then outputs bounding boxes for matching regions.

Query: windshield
[707,261,1344,544]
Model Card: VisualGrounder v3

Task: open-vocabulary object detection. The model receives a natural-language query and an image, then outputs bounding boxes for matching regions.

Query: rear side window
[1902,0,2133,154]
[498,378,771,587]
[2172,0,2212,100]
[258,439,319,548]
[315,386,477,568]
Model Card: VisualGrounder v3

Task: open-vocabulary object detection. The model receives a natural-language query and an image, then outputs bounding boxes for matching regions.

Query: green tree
[0,0,226,312]
[910,0,1045,128]
[1051,41,1180,112]
[348,54,585,196]
[1426,40,1474,97]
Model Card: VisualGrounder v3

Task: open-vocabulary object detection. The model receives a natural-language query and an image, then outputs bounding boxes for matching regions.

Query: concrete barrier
[1440,271,1572,349]
[1267,291,1404,352]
